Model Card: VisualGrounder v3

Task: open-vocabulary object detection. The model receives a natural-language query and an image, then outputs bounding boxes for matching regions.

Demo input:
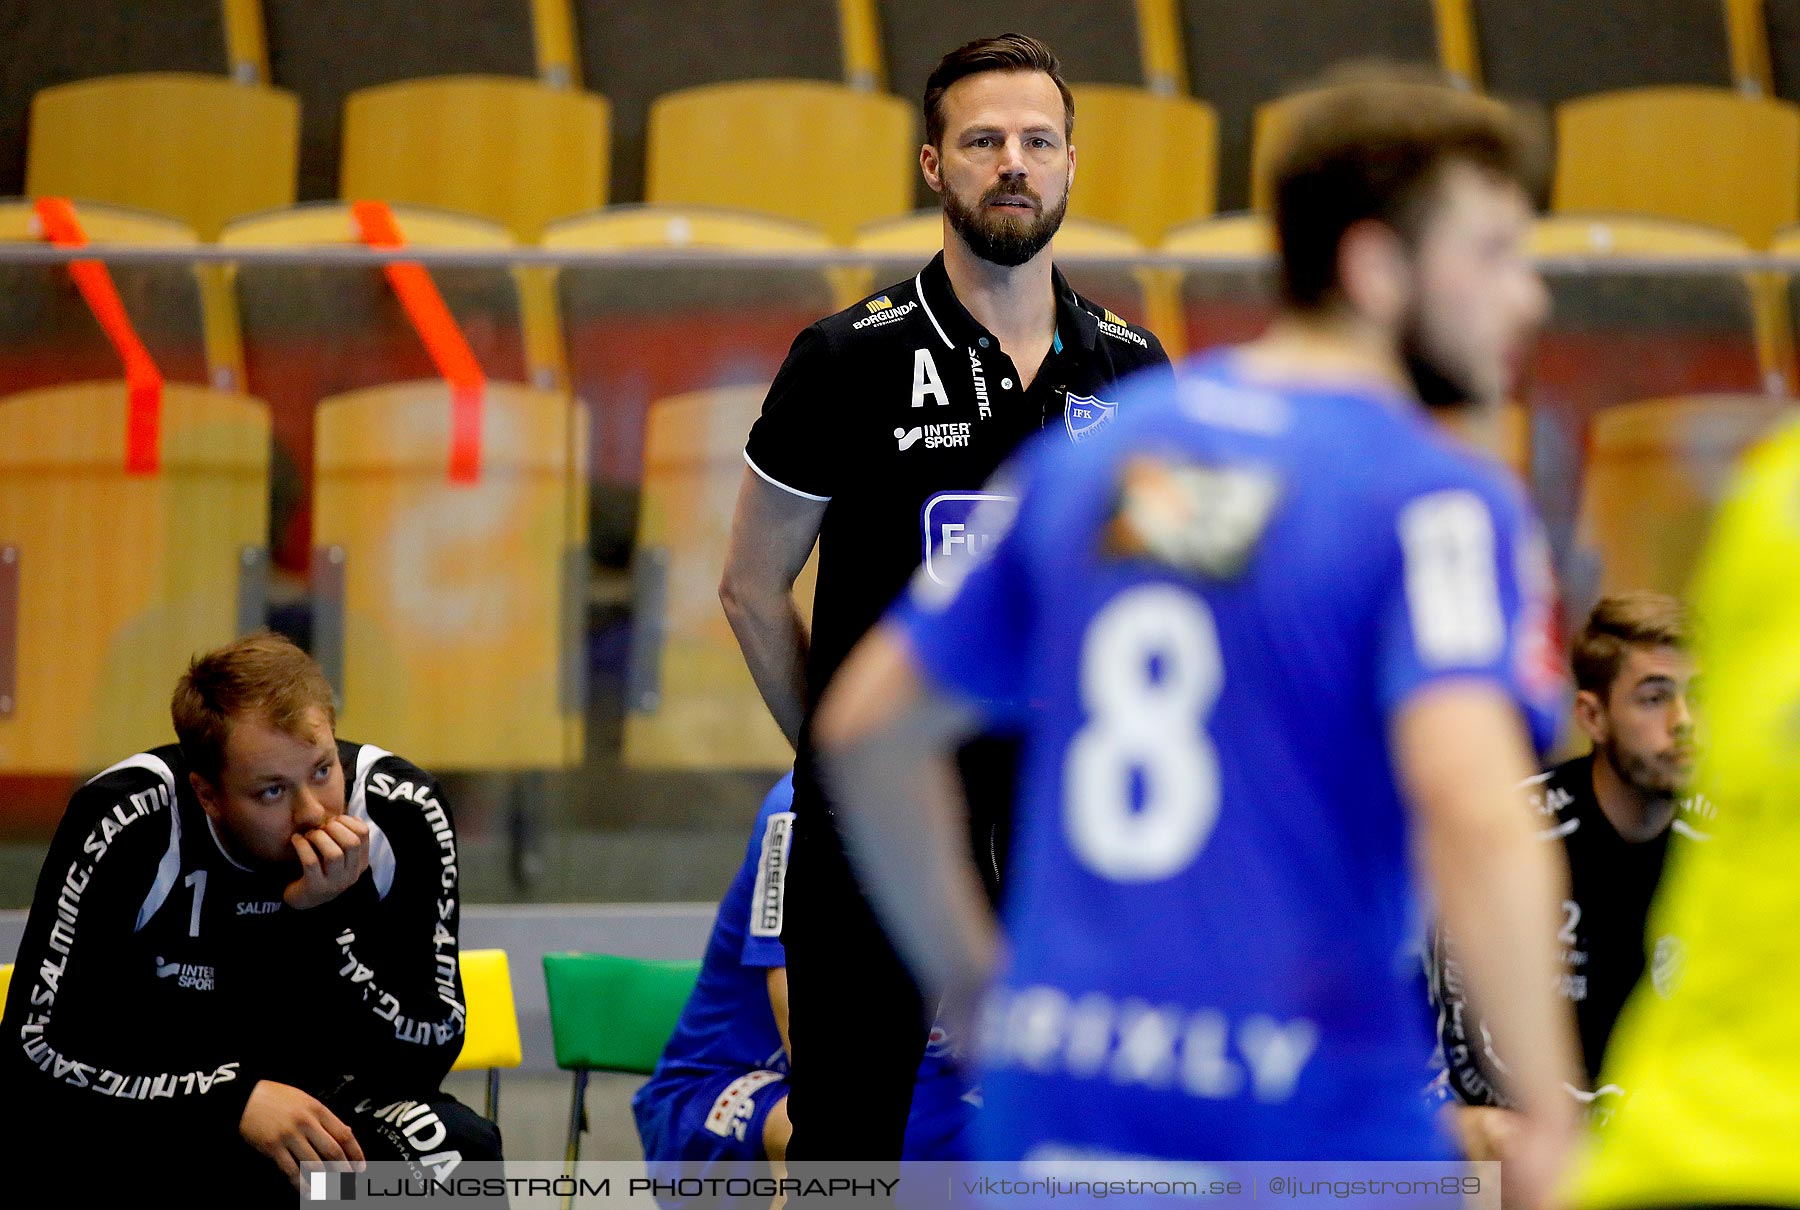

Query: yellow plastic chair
[1067,85,1217,248]
[0,383,270,771]
[341,74,610,243]
[26,72,299,240]
[1553,87,1800,249]
[624,386,814,770]
[1576,394,1795,597]
[646,80,913,245]
[451,949,523,1122]
[0,963,13,1006]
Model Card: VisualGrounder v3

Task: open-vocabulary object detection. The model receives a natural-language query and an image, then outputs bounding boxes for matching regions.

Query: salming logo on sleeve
[1399,490,1505,666]
[749,812,796,938]
[15,757,240,1102]
[332,750,466,1049]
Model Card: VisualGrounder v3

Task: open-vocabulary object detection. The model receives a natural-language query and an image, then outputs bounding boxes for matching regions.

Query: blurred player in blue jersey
[633,774,976,1204]
[814,69,1581,1208]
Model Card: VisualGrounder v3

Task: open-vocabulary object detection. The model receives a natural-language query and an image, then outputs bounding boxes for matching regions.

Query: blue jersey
[635,774,975,1158]
[891,350,1565,1162]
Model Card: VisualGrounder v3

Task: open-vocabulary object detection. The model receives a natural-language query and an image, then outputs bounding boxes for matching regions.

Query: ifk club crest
[1065,392,1118,443]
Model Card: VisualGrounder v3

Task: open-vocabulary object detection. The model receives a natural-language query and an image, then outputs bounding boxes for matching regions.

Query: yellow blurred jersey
[1570,417,1800,1209]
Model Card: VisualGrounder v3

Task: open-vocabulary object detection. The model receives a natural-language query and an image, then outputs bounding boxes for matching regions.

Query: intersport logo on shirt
[154,956,216,991]
[895,423,970,451]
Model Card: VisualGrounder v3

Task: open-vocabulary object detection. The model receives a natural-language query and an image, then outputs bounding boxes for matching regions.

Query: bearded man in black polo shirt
[718,32,1171,1164]
[1428,591,1710,1161]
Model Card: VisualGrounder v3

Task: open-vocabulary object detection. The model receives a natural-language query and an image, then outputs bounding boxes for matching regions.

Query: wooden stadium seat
[646,81,914,245]
[547,214,828,770]
[1764,0,1800,104]
[1162,213,1279,356]
[0,382,269,771]
[571,0,845,204]
[544,207,836,571]
[0,200,226,397]
[1470,0,1734,111]
[1178,0,1441,212]
[339,74,607,393]
[262,0,540,202]
[452,949,524,1122]
[1552,87,1800,249]
[878,0,1149,105]
[854,209,1164,333]
[1728,0,1776,96]
[1762,224,1800,390]
[624,386,815,770]
[1433,0,1482,87]
[1576,394,1794,598]
[547,206,833,253]
[1528,216,1780,408]
[877,0,1153,202]
[313,381,584,770]
[26,73,298,241]
[542,951,701,1169]
[1066,85,1217,248]
[0,0,230,201]
[221,203,537,570]
[1437,401,1531,478]
[1529,216,1779,552]
[341,74,610,243]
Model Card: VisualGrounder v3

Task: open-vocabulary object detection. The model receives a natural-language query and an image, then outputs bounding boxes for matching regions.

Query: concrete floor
[441,1067,651,1168]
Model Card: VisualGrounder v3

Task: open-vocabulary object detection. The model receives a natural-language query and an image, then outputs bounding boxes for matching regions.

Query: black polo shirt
[744,251,1172,710]
[1430,753,1715,1112]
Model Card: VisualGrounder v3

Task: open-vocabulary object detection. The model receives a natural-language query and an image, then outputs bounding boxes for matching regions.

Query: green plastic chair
[542,951,702,1172]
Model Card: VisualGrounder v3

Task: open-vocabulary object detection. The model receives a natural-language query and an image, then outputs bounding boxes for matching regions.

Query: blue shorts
[902,1071,978,1161]
[634,1068,790,1166]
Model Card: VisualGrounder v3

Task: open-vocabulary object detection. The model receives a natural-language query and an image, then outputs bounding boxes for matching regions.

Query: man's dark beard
[1601,735,1682,801]
[943,179,1068,267]
[1399,302,1479,410]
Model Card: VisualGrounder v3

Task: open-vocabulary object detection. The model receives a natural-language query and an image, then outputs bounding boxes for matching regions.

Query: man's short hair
[923,33,1074,149]
[171,630,336,782]
[1571,592,1688,697]
[1270,64,1545,311]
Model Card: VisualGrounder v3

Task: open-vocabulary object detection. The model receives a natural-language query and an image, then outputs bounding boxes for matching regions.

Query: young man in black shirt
[719,33,1171,1163]
[1429,591,1709,1159]
[1,632,499,1202]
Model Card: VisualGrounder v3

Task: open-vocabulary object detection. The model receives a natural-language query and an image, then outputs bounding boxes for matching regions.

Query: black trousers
[11,1084,502,1207]
[781,738,1014,1165]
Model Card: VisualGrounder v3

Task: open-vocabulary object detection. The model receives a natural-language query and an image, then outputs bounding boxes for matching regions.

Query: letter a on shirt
[913,348,948,407]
